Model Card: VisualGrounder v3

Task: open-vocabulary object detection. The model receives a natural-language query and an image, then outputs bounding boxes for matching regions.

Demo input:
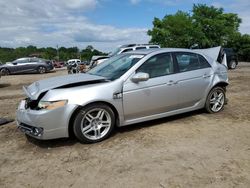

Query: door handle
[203,74,211,78]
[167,80,177,85]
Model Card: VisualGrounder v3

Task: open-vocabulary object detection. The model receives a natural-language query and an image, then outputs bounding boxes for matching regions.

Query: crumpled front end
[16,96,78,140]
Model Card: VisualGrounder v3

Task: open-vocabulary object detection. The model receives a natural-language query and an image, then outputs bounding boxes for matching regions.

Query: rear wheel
[205,87,225,113]
[0,68,10,76]
[73,104,115,143]
[37,66,46,74]
[228,60,237,69]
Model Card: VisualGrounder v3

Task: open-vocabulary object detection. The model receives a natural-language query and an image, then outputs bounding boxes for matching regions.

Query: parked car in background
[87,44,161,71]
[67,59,81,66]
[0,57,54,75]
[52,61,64,68]
[17,48,228,143]
[109,44,160,56]
[223,48,238,69]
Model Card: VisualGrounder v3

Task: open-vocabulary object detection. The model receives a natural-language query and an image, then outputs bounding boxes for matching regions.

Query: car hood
[23,73,107,100]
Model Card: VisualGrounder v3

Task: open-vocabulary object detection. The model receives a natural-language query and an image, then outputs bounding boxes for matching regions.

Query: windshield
[88,54,144,81]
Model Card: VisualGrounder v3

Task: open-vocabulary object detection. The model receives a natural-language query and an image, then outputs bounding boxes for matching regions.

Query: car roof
[125,48,196,55]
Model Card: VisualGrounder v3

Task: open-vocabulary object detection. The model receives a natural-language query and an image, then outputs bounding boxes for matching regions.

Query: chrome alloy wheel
[80,108,112,141]
[209,90,225,112]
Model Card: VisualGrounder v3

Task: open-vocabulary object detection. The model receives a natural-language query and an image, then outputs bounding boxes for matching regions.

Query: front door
[122,53,179,121]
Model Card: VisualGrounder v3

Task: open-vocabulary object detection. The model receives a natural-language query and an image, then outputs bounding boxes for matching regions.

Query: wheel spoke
[100,120,111,128]
[85,113,94,122]
[96,110,105,120]
[218,93,223,100]
[82,125,92,134]
[94,128,101,138]
[210,98,216,104]
[212,103,218,111]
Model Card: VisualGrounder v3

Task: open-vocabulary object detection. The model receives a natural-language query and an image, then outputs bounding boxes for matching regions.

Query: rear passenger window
[149,46,160,49]
[136,47,146,50]
[30,58,39,62]
[137,53,174,78]
[176,53,210,72]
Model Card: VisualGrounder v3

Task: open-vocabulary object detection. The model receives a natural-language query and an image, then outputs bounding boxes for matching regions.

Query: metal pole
[57,45,59,61]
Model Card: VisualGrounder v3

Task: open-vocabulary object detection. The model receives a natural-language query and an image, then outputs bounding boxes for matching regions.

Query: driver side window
[136,53,174,78]
[14,59,27,64]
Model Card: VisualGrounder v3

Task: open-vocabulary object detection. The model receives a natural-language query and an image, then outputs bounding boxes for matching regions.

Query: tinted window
[137,53,174,78]
[136,47,146,50]
[176,53,210,72]
[149,46,160,49]
[30,58,39,62]
[14,59,28,64]
[121,48,133,53]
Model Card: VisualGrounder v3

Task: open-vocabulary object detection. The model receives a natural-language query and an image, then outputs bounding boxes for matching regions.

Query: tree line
[0,45,107,63]
[148,4,250,61]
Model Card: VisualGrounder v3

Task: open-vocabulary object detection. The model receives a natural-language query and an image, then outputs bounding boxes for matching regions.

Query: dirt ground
[0,64,250,188]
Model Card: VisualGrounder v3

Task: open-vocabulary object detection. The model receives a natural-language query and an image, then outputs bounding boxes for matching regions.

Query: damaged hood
[23,73,106,100]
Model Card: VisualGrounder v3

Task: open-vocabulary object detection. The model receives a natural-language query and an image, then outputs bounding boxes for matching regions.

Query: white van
[67,59,81,65]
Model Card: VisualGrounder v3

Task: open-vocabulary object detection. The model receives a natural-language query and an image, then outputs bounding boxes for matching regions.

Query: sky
[0,0,249,52]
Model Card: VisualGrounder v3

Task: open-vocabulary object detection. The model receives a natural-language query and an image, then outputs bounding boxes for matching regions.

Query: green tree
[148,11,204,48]
[148,4,242,48]
[192,4,241,47]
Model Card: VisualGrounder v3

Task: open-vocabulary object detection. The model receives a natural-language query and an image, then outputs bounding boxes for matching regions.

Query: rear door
[27,57,40,72]
[173,52,213,108]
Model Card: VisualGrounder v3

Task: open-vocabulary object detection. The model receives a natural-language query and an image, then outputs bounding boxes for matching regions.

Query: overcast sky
[0,0,249,52]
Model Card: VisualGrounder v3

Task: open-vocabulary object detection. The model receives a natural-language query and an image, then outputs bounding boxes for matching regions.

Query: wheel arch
[68,101,120,138]
[0,67,10,74]
[212,81,228,91]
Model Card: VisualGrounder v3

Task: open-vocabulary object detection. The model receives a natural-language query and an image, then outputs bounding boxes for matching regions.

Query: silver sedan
[16,48,228,143]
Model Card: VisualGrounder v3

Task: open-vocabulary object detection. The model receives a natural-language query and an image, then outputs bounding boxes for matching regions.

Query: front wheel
[0,68,10,76]
[205,87,226,113]
[73,104,115,143]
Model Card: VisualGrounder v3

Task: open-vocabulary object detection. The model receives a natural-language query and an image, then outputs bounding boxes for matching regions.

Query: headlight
[38,100,68,110]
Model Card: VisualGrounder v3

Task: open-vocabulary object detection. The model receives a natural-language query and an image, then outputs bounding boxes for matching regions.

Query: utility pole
[56,45,59,61]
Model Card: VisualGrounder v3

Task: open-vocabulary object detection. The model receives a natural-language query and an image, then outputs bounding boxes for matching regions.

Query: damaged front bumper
[16,100,77,140]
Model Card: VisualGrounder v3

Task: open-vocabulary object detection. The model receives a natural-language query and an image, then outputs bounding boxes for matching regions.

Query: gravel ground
[0,64,250,188]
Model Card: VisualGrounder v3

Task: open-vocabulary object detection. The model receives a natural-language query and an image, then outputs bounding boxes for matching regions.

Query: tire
[73,104,115,143]
[205,87,226,113]
[37,66,46,74]
[228,60,237,69]
[0,68,10,76]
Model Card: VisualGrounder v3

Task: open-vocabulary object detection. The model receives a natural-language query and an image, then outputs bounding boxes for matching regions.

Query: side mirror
[13,62,17,65]
[131,72,149,83]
